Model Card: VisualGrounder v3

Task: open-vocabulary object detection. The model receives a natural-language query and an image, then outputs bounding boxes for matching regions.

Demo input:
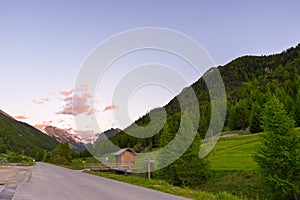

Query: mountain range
[42,126,121,151]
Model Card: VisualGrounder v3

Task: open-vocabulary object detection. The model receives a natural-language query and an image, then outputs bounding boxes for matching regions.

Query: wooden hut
[113,148,136,169]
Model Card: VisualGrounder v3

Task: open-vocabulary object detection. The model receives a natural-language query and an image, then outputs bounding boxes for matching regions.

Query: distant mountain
[0,109,58,157]
[82,128,121,144]
[101,128,122,138]
[43,126,121,151]
[44,126,85,151]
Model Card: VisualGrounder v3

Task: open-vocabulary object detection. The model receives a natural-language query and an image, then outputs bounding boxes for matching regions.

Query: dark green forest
[0,112,58,157]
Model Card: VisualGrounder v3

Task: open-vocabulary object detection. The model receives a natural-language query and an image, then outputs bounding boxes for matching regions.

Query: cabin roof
[113,148,137,156]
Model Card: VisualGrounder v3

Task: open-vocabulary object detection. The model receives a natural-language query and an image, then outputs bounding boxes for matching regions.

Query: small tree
[255,95,300,199]
[51,142,72,164]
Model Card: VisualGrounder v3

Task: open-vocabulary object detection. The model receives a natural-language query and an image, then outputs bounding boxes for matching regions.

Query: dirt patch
[0,165,31,185]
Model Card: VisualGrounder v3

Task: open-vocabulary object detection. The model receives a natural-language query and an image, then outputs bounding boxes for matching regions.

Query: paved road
[13,163,188,200]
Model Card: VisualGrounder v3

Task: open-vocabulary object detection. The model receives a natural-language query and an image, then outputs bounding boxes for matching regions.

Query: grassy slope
[208,129,299,171]
[208,133,261,171]
[202,130,300,199]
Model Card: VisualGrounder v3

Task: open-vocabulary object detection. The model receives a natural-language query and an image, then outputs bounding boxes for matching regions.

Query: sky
[0,0,300,137]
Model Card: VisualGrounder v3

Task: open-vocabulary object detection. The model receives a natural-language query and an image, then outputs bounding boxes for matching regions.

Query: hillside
[108,43,300,151]
[0,109,58,157]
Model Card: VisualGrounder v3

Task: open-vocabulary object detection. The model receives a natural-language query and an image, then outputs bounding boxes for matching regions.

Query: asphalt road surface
[12,162,188,200]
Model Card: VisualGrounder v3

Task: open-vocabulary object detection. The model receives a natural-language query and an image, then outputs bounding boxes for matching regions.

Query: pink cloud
[34,120,53,131]
[86,108,99,116]
[14,115,27,120]
[34,124,45,130]
[32,97,49,104]
[103,104,117,112]
[57,95,91,116]
[80,84,89,90]
[57,85,95,116]
[59,89,74,96]
[41,98,49,101]
[82,93,92,98]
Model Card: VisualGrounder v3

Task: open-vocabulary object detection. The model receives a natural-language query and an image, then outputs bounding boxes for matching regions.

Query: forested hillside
[0,110,58,157]
[108,43,300,151]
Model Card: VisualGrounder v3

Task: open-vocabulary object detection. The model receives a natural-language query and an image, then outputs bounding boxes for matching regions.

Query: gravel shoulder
[0,165,31,185]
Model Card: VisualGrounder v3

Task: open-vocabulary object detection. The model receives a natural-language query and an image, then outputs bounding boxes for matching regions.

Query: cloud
[34,120,53,131]
[57,85,96,116]
[41,98,49,101]
[59,89,74,96]
[34,124,46,130]
[103,104,117,112]
[59,84,90,96]
[87,108,99,116]
[82,93,92,98]
[32,97,49,104]
[80,84,89,90]
[57,95,93,116]
[14,115,27,120]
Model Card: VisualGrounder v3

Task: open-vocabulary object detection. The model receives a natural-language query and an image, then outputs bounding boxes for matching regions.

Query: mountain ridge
[0,109,58,157]
[107,43,300,151]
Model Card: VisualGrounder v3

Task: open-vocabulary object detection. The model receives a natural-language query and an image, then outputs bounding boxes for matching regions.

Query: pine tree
[255,95,300,199]
[294,89,300,126]
[228,104,238,130]
[249,102,262,133]
[157,112,210,186]
[236,99,250,130]
[159,123,172,147]
[175,133,210,186]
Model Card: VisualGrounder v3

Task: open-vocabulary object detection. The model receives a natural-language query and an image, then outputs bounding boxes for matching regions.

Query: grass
[0,153,36,166]
[85,171,241,200]
[207,133,261,171]
[59,156,100,170]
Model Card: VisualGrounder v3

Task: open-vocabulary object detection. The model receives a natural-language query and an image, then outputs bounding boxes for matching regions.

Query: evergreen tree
[228,104,238,130]
[175,133,210,186]
[294,89,300,126]
[249,102,262,133]
[236,99,250,130]
[159,123,172,147]
[255,95,300,199]
[157,112,210,187]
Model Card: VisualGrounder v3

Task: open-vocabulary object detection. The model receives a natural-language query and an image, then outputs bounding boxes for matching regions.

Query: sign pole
[143,158,155,180]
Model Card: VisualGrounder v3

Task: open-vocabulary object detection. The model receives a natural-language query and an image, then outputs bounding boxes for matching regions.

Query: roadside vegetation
[0,151,35,166]
[85,170,240,200]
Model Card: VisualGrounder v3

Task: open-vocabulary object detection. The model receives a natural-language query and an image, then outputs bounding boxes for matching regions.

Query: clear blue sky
[0,0,299,134]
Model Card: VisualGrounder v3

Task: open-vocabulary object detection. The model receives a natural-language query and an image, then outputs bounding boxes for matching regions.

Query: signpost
[143,158,155,180]
[82,159,86,169]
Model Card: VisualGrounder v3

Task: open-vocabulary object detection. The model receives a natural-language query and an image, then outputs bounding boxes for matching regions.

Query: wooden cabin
[113,148,136,169]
